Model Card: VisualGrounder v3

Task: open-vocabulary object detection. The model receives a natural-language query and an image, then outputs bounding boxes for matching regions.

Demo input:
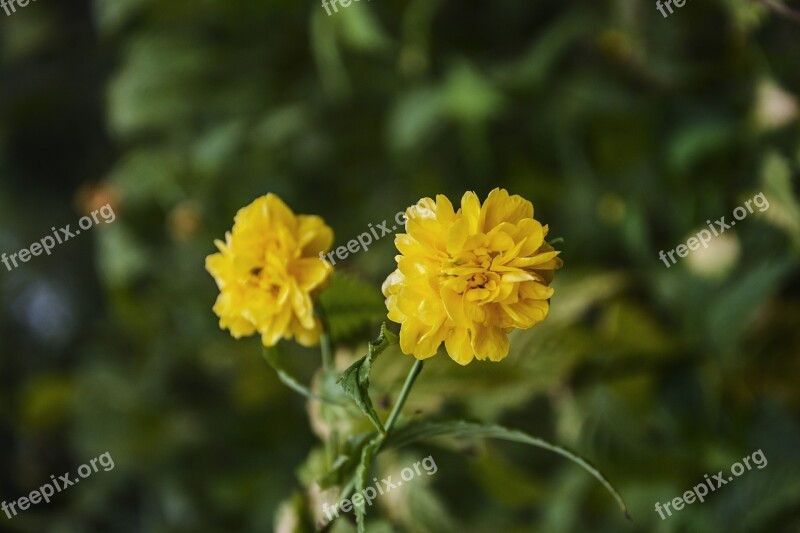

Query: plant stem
[383,359,424,436]
[320,331,333,372]
[316,307,336,467]
[317,305,333,372]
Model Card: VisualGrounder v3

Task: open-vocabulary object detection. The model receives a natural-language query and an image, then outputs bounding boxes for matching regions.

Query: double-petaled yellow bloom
[382,188,563,365]
[206,194,333,347]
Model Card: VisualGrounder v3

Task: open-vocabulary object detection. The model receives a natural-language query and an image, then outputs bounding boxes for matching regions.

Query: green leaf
[383,420,631,520]
[311,9,350,98]
[318,274,388,344]
[319,432,376,489]
[388,87,445,153]
[337,324,398,434]
[353,437,381,533]
[668,117,735,174]
[707,258,797,353]
[493,10,593,90]
[760,151,800,246]
[338,3,392,53]
[262,346,341,405]
[442,61,503,125]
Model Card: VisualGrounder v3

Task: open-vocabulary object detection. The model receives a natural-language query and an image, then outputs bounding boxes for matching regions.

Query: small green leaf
[262,345,341,405]
[383,420,631,520]
[318,274,387,344]
[337,324,398,434]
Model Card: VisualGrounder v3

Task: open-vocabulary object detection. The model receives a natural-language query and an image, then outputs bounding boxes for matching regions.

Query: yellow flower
[382,188,563,365]
[206,194,333,347]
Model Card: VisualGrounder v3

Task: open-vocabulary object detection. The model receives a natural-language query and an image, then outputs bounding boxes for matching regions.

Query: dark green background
[1,0,799,531]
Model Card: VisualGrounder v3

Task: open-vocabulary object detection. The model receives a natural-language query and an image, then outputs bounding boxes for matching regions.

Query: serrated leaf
[383,420,630,520]
[318,274,387,344]
[337,324,398,434]
[354,437,381,533]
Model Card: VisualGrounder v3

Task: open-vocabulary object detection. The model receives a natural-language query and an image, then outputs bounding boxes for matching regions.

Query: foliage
[1,0,799,532]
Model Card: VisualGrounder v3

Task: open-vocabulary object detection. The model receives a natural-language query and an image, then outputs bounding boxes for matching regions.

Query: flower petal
[297,215,333,256]
[445,327,474,365]
[480,188,533,229]
[460,191,482,233]
[400,317,442,359]
[470,324,510,362]
[441,287,470,326]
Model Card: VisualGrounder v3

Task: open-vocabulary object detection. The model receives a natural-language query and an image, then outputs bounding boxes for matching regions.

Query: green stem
[321,331,333,373]
[383,359,425,436]
[318,310,336,468]
[317,306,333,372]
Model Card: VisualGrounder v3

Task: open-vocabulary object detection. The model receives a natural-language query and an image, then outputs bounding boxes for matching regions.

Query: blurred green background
[1,0,800,531]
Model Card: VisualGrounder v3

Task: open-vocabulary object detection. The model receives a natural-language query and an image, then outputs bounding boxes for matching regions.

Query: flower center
[440,251,501,297]
[247,266,282,298]
[468,273,488,289]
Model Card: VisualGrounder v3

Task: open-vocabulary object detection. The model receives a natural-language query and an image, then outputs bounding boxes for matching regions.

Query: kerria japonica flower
[205,194,333,347]
[382,188,563,365]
